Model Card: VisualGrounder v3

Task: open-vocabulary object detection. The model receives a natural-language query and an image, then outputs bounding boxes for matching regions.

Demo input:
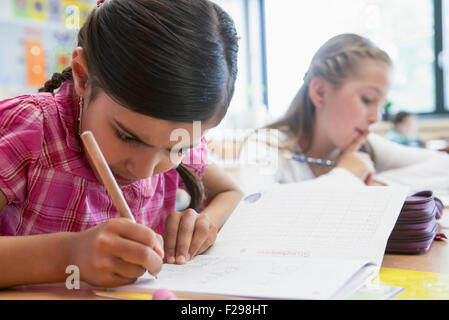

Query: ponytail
[38,67,73,93]
[176,165,204,211]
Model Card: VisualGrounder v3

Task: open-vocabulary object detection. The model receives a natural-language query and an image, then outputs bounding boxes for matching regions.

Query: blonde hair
[266,33,392,152]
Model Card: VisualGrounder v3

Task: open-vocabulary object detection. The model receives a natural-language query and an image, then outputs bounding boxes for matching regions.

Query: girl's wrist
[63,231,83,276]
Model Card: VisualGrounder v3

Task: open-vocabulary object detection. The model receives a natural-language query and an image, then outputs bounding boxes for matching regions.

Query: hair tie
[97,0,105,7]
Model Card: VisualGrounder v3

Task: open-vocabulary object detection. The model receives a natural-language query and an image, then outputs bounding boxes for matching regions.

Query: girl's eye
[115,129,137,144]
[362,97,374,105]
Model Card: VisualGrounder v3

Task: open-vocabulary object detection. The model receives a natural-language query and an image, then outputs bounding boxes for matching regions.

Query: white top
[237,129,444,194]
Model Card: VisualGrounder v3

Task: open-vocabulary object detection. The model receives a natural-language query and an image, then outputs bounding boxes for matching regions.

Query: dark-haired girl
[0,0,242,288]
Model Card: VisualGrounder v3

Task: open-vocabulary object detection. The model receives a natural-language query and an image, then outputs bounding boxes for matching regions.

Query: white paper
[374,157,449,205]
[208,183,408,266]
[111,182,408,300]
[115,255,375,300]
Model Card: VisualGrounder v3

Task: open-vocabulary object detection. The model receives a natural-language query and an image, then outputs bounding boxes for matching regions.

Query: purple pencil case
[385,190,444,254]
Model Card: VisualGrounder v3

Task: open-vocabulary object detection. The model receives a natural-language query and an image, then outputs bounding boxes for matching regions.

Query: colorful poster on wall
[48,0,61,23]
[13,0,48,21]
[24,40,46,87]
[63,0,92,29]
[13,0,30,18]
[30,0,47,21]
[55,48,71,73]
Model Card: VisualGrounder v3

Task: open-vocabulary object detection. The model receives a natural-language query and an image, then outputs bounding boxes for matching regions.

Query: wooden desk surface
[0,239,447,300]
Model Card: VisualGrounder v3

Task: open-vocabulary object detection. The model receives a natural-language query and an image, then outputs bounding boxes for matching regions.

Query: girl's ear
[71,47,89,97]
[308,77,327,109]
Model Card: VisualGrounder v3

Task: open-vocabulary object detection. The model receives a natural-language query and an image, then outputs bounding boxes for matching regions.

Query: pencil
[80,131,137,223]
[81,131,164,270]
[283,152,336,167]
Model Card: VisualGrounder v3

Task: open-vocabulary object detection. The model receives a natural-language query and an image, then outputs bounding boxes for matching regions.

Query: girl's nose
[368,107,381,125]
[126,153,159,180]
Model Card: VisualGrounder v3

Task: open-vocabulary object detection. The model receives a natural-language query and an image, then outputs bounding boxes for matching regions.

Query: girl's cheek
[154,159,180,175]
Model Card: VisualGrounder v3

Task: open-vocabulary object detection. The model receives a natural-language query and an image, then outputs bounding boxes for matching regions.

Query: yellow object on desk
[373,268,449,299]
[94,290,154,300]
[94,290,186,300]
[95,267,449,300]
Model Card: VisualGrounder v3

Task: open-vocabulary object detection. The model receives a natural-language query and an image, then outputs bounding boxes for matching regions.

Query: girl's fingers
[109,256,147,279]
[197,236,214,256]
[101,235,163,274]
[99,273,137,288]
[108,218,164,258]
[174,209,197,264]
[188,217,211,258]
[91,256,142,287]
[164,212,182,264]
[345,130,369,153]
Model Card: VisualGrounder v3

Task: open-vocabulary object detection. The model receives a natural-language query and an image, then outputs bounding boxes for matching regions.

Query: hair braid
[38,66,74,93]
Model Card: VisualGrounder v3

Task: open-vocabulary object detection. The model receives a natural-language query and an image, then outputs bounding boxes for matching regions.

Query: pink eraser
[152,288,178,300]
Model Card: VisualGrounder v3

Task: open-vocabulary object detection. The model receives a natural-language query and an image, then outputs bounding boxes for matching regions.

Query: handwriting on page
[137,255,367,299]
[210,185,403,265]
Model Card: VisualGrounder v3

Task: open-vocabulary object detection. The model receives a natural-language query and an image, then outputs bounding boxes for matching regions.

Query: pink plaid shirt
[0,81,208,236]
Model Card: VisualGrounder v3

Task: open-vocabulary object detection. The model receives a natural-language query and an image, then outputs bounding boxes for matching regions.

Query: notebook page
[113,255,375,300]
[207,183,408,266]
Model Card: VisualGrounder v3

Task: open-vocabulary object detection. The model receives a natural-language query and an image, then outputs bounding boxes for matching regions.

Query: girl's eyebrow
[365,86,383,95]
[112,119,196,151]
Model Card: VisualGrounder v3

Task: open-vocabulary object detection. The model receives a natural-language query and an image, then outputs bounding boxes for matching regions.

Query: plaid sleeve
[180,137,209,178]
[0,96,44,204]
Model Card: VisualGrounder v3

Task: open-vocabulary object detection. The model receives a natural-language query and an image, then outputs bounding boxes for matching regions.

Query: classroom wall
[0,0,95,100]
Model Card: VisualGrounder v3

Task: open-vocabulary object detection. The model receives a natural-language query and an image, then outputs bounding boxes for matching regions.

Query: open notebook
[108,182,408,300]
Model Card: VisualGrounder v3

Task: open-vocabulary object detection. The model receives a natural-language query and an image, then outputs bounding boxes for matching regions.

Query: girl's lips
[355,128,365,135]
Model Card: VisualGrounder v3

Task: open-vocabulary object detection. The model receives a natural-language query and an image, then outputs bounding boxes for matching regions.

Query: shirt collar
[54,80,82,152]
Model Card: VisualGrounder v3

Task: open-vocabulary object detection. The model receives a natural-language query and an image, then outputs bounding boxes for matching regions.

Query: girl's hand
[71,218,164,287]
[164,208,218,264]
[337,131,375,184]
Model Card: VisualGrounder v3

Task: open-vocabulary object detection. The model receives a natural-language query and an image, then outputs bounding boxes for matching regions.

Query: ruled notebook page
[207,182,408,267]
[117,255,376,300]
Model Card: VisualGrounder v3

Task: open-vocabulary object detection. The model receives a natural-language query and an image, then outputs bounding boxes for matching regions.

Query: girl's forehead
[93,92,208,145]
[354,60,390,81]
[344,60,391,92]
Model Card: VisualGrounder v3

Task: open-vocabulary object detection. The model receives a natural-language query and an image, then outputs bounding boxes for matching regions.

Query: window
[442,0,449,112]
[264,0,436,118]
[213,0,266,130]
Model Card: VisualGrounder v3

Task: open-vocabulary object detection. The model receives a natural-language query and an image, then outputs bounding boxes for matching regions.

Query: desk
[0,239,447,300]
[383,239,449,274]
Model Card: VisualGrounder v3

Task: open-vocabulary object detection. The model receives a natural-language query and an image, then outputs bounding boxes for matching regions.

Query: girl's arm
[200,162,244,229]
[164,163,243,264]
[0,190,163,288]
[368,133,446,172]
